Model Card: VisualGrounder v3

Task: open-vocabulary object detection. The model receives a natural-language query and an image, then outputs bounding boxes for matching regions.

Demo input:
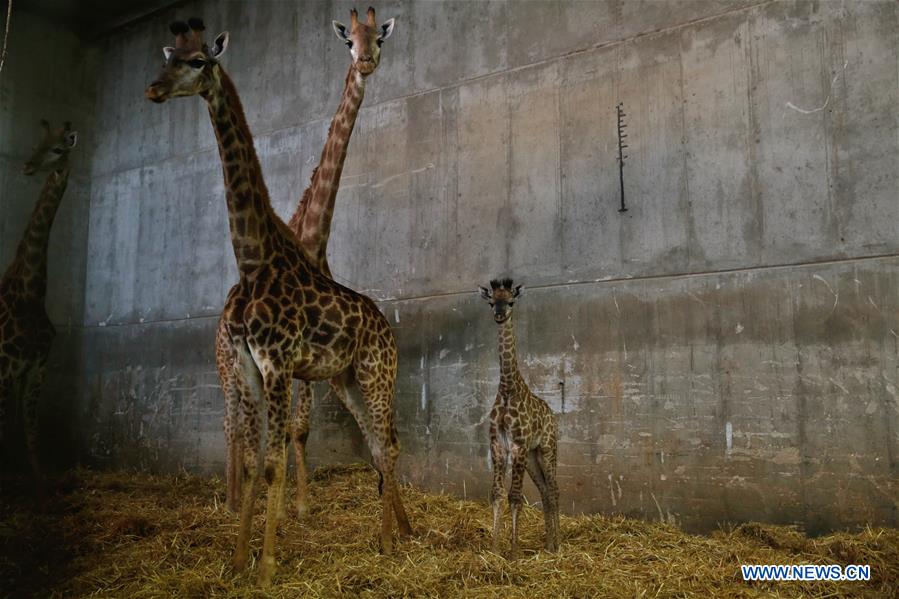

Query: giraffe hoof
[295,500,310,518]
[257,556,276,587]
[379,536,394,555]
[232,552,248,573]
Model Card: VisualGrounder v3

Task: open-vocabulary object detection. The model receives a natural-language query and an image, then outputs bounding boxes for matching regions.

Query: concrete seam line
[73,252,899,330]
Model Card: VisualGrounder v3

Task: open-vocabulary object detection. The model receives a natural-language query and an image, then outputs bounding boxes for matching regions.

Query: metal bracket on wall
[616,103,628,213]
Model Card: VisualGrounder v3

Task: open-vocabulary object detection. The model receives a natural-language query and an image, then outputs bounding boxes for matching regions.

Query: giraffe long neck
[1,167,69,298]
[204,68,281,279]
[287,64,365,276]
[497,316,524,394]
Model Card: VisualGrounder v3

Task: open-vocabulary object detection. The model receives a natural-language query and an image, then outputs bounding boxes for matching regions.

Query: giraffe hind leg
[352,378,406,553]
[526,448,558,552]
[388,419,413,538]
[537,444,561,552]
[290,380,313,517]
[332,371,412,546]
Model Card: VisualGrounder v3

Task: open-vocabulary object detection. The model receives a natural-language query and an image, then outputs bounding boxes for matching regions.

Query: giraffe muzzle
[145,83,168,103]
[357,58,376,74]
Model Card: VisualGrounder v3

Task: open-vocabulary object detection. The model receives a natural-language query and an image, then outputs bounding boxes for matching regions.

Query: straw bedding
[1,464,896,598]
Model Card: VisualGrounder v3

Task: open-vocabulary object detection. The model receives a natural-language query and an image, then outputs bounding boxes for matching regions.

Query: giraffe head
[332,7,396,76]
[145,17,229,103]
[479,278,522,324]
[22,119,78,176]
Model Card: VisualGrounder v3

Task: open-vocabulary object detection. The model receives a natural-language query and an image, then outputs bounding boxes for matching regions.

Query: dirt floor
[0,464,896,598]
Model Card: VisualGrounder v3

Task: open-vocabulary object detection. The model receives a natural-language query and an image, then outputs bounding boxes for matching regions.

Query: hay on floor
[1,464,896,598]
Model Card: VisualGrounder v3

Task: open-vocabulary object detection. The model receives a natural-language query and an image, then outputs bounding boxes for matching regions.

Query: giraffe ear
[64,131,78,148]
[378,18,396,42]
[478,286,491,301]
[332,20,350,42]
[162,46,175,61]
[513,285,522,298]
[210,31,229,59]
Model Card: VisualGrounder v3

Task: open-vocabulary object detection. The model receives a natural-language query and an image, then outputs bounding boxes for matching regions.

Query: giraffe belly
[290,345,353,381]
[494,408,516,465]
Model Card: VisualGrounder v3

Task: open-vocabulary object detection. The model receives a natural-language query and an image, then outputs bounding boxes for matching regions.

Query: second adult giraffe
[0,120,78,497]
[216,6,396,515]
[146,17,410,586]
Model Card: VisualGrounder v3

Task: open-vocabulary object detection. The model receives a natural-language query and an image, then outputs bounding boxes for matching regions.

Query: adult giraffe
[216,6,396,515]
[0,119,78,497]
[145,17,410,586]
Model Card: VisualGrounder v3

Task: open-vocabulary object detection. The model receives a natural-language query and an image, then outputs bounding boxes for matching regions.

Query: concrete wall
[0,6,98,463]
[15,0,899,533]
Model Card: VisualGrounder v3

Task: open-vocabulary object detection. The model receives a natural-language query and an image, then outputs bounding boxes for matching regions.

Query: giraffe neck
[288,64,365,275]
[497,315,524,394]
[203,67,281,279]
[1,167,69,298]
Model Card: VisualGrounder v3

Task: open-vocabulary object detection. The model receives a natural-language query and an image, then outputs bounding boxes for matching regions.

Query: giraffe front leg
[217,321,243,514]
[508,446,527,559]
[258,371,292,587]
[232,350,262,573]
[22,359,47,500]
[489,433,507,553]
[290,380,313,518]
[220,368,242,513]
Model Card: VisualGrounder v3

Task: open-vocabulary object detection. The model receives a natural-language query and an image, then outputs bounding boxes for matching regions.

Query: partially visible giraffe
[216,6,396,515]
[146,17,411,586]
[0,119,78,496]
[478,278,560,556]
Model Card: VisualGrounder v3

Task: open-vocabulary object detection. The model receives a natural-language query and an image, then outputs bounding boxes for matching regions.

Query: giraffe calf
[479,278,560,556]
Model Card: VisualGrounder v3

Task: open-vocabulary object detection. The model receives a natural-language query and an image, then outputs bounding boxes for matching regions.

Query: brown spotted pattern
[479,278,560,556]
[145,17,410,587]
[217,6,393,517]
[0,120,78,497]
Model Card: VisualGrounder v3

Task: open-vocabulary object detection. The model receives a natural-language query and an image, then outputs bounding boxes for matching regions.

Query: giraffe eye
[51,148,64,155]
[187,58,207,69]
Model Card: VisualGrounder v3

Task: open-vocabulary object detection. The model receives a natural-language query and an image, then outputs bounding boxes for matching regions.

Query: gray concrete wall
[19,0,899,533]
[0,6,98,464]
